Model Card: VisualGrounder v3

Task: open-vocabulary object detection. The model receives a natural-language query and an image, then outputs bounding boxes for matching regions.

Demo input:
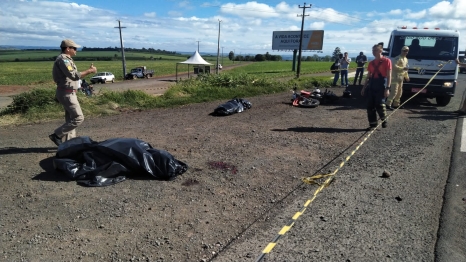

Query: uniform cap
[60,39,81,48]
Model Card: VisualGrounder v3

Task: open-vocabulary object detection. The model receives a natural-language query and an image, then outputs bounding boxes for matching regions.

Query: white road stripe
[462,118,466,152]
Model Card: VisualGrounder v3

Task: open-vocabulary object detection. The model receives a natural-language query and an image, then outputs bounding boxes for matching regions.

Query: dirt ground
[1,70,462,261]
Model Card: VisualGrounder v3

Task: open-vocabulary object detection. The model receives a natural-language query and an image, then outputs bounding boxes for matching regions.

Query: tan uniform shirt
[52,53,81,90]
[392,55,408,81]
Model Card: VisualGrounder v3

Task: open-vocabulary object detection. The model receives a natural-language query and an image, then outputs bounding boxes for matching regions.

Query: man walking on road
[49,39,97,146]
[361,44,392,130]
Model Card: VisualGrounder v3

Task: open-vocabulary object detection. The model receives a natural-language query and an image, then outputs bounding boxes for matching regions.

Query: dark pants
[366,78,387,127]
[332,71,340,86]
[354,67,364,85]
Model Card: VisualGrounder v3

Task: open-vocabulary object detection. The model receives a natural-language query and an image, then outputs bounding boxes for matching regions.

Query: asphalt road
[218,73,466,262]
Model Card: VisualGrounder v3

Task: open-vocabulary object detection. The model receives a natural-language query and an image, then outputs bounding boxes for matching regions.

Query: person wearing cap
[48,39,97,146]
[361,43,392,130]
[386,46,410,110]
[353,51,367,86]
[454,58,466,116]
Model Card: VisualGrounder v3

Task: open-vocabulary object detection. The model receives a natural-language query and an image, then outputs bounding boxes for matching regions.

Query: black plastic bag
[53,137,188,186]
[213,98,252,116]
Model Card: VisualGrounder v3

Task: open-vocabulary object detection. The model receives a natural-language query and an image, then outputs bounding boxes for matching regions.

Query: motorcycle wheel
[298,98,320,108]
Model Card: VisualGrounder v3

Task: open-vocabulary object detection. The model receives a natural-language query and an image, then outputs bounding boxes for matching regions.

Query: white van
[383,28,462,106]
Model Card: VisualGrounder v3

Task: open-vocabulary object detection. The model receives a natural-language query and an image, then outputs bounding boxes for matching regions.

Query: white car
[90,72,115,84]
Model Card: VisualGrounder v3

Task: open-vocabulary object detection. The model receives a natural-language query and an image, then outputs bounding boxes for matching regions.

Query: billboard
[272,30,324,51]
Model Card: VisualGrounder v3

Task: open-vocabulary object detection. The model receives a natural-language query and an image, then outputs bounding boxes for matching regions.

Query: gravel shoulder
[1,70,465,262]
[0,79,463,262]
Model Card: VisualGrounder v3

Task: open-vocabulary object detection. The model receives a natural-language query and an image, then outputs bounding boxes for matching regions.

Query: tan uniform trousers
[387,77,404,107]
[54,89,84,141]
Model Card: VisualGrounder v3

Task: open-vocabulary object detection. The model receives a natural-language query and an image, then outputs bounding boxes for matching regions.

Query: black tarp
[53,137,188,187]
[213,98,252,116]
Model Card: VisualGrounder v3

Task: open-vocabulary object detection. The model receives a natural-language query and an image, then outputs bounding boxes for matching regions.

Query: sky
[0,0,465,57]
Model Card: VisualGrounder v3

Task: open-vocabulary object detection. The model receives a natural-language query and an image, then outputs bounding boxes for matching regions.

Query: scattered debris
[395,196,402,202]
[381,170,391,178]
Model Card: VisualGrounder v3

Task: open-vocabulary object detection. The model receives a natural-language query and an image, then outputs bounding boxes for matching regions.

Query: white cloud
[144,12,156,18]
[220,2,279,18]
[428,0,465,18]
[309,22,325,30]
[389,9,403,15]
[405,10,427,19]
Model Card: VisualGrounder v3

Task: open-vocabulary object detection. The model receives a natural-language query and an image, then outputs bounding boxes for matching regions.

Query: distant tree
[312,54,320,61]
[254,54,265,61]
[228,51,234,61]
[332,47,342,61]
[324,55,332,61]
[265,52,271,61]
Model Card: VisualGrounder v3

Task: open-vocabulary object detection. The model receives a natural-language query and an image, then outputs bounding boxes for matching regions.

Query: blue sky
[0,0,465,57]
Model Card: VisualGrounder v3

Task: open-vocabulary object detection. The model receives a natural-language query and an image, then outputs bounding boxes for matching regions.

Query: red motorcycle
[291,86,320,108]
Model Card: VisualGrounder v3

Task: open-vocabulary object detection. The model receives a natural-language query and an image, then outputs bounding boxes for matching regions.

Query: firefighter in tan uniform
[48,39,97,146]
[386,46,410,110]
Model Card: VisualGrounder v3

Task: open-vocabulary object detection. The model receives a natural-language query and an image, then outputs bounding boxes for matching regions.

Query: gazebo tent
[176,51,213,81]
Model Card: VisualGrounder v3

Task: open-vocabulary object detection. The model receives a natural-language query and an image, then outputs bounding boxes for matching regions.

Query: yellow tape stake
[254,61,449,262]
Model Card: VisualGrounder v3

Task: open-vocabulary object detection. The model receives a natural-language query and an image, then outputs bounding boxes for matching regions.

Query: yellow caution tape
[254,60,450,262]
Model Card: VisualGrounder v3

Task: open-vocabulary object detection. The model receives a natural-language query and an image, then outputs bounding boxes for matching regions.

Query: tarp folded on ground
[53,137,188,187]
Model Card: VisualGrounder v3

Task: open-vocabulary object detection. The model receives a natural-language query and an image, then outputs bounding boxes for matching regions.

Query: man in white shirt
[340,52,351,87]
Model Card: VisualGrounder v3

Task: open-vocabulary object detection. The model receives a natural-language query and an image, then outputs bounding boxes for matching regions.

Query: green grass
[227,61,332,78]
[0,53,345,126]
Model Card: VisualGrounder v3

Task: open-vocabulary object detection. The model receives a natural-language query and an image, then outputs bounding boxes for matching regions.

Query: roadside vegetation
[0,50,341,126]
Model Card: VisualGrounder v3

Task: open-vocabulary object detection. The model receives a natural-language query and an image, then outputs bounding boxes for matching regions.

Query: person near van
[353,51,367,86]
[49,39,97,146]
[340,52,351,87]
[409,39,421,55]
[332,54,343,86]
[386,46,410,110]
[361,44,392,130]
[454,58,466,116]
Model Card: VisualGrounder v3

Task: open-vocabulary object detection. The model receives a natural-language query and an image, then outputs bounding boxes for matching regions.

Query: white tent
[176,51,213,81]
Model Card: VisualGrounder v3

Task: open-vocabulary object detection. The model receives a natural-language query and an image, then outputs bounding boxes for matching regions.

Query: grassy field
[0,50,333,86]
[0,50,340,125]
[0,51,238,85]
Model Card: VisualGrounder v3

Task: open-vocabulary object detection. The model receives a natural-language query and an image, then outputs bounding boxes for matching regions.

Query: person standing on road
[332,54,343,86]
[386,46,410,110]
[353,51,367,86]
[340,52,351,87]
[49,39,97,146]
[361,44,392,130]
[454,58,466,116]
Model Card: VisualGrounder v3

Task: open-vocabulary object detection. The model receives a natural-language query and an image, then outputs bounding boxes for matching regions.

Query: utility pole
[196,41,201,52]
[216,19,222,74]
[115,20,127,78]
[297,3,311,78]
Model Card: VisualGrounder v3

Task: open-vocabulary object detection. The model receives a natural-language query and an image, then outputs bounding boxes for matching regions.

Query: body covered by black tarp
[213,98,252,116]
[53,137,188,186]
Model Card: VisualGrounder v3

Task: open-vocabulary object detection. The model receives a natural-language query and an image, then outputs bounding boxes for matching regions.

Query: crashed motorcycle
[291,86,320,108]
[79,80,94,96]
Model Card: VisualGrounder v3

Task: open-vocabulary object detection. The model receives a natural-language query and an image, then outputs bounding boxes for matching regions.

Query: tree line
[82,46,177,55]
